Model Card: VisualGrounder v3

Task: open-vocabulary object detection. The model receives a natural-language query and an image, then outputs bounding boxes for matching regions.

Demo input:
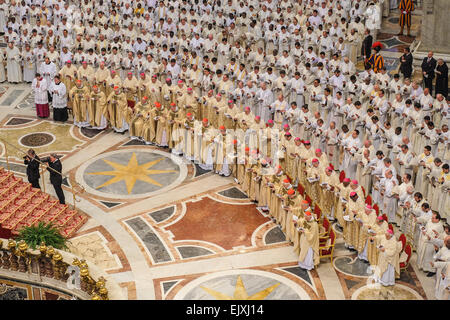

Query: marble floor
[0,82,437,300]
[0,12,439,300]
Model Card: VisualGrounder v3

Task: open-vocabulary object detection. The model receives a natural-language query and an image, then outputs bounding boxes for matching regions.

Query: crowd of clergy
[0,0,449,298]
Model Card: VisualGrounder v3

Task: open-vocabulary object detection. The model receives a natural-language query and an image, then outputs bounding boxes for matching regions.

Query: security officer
[46,153,65,204]
[24,148,41,189]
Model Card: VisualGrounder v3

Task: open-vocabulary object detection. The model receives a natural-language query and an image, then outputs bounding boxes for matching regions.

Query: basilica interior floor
[0,78,438,300]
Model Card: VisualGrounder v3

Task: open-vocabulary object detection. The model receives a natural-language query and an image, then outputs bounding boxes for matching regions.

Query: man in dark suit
[421,51,437,95]
[46,153,65,204]
[361,28,373,64]
[23,149,40,189]
[399,47,413,79]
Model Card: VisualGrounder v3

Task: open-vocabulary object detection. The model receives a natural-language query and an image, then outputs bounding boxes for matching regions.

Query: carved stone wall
[420,0,450,52]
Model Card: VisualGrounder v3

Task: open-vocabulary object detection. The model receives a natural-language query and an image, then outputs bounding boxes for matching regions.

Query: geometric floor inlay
[19,132,55,147]
[0,119,84,160]
[176,246,214,259]
[78,149,187,199]
[125,216,173,264]
[5,117,33,126]
[265,226,287,245]
[333,256,374,278]
[218,187,249,199]
[148,206,176,223]
[173,270,309,300]
[165,196,269,251]
[352,284,423,300]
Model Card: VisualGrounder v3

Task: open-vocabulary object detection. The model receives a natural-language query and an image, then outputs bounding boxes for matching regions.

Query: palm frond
[17,222,68,250]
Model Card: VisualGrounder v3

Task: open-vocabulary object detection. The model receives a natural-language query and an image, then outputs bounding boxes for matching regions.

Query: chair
[314,205,322,222]
[339,171,346,183]
[319,229,336,263]
[373,204,379,215]
[361,186,366,198]
[399,233,407,252]
[388,223,394,232]
[305,194,312,206]
[297,184,305,197]
[319,217,330,238]
[400,243,412,272]
[365,195,372,206]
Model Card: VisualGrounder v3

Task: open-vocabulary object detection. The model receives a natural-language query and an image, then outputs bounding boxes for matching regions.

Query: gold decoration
[95,276,106,289]
[91,293,102,300]
[7,239,16,250]
[99,286,108,296]
[39,242,47,255]
[46,246,55,257]
[72,258,81,267]
[79,259,88,269]
[18,240,28,252]
[80,267,89,277]
[52,252,62,262]
[87,153,176,194]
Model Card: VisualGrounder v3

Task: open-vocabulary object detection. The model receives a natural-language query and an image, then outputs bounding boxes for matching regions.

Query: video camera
[41,157,51,163]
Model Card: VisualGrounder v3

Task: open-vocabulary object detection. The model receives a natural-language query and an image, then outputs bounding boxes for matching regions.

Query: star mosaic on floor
[79,150,184,198]
[87,153,178,194]
[155,266,322,300]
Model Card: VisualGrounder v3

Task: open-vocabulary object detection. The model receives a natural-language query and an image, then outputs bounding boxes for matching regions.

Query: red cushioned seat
[314,205,322,221]
[297,184,305,196]
[373,204,379,215]
[399,233,406,251]
[339,171,346,183]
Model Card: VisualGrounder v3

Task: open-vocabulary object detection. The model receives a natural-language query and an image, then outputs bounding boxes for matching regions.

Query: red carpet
[0,167,88,238]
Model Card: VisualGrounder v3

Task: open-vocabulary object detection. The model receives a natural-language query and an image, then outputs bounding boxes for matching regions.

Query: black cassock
[399,53,413,79]
[361,34,373,60]
[435,62,449,98]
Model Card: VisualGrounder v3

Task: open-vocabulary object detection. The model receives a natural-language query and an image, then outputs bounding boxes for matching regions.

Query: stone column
[414,0,450,65]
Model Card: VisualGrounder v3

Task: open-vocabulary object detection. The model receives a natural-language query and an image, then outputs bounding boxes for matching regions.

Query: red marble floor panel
[165,197,270,250]
[377,32,395,40]
[397,35,415,43]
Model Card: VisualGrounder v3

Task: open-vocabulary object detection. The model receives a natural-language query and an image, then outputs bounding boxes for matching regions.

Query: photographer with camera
[45,153,65,205]
[23,149,41,189]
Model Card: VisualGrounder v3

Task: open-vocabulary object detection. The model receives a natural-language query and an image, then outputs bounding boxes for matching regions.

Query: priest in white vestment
[371,229,402,286]
[6,42,22,83]
[432,236,450,299]
[297,211,320,270]
[417,212,444,276]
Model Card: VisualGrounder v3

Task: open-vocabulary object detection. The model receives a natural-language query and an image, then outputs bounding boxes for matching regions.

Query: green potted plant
[17,222,69,250]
